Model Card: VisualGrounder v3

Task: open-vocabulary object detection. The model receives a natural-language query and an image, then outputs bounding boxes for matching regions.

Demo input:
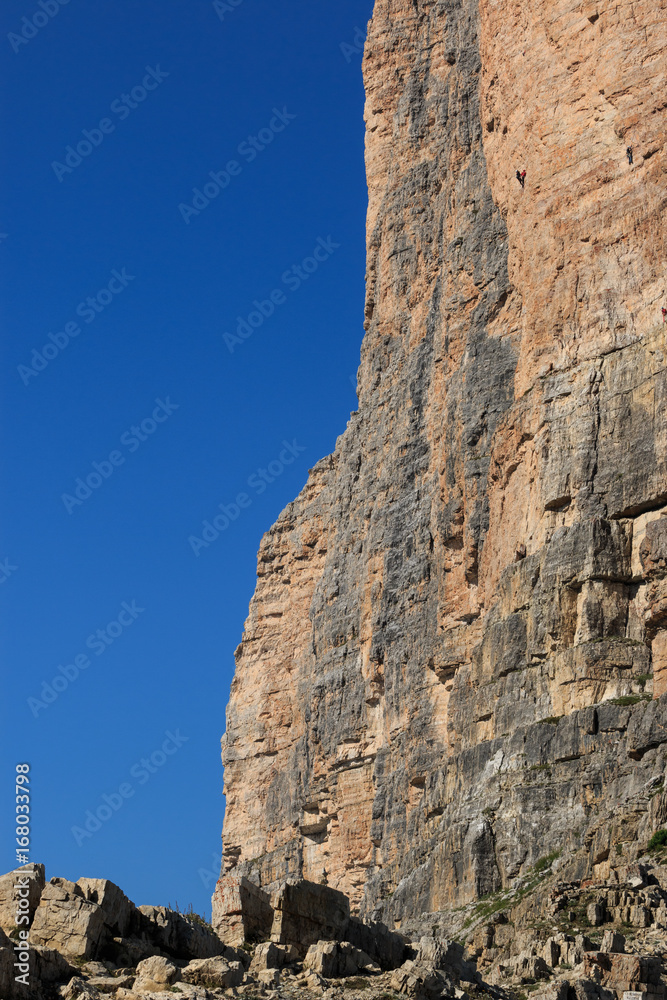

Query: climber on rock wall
[627,146,634,165]
[662,306,666,323]
[516,169,525,188]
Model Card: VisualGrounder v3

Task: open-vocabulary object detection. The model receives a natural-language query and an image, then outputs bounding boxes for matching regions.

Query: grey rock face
[347,914,407,969]
[220,0,667,933]
[134,904,224,960]
[269,881,350,957]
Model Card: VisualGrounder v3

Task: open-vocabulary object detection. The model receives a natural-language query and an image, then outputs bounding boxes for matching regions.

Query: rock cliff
[220,0,667,932]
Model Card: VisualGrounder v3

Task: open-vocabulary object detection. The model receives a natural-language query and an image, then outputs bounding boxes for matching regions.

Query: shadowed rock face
[220,0,667,927]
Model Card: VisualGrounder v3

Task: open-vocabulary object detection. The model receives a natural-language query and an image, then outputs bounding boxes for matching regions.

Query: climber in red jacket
[662,307,667,324]
[516,169,525,189]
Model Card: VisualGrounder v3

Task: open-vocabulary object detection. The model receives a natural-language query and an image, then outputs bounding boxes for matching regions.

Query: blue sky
[0,0,372,920]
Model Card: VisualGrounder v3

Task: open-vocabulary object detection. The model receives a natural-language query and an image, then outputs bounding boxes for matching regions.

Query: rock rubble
[3,860,667,1000]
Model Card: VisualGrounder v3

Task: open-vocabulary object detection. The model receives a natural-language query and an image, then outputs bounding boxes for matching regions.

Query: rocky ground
[2,846,667,1000]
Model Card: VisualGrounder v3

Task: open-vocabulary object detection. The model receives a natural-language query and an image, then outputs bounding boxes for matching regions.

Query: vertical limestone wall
[219,0,667,927]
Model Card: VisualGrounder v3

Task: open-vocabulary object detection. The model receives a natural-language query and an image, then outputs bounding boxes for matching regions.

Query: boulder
[625,864,649,889]
[137,904,224,959]
[347,914,407,969]
[211,874,273,947]
[571,980,617,1000]
[552,933,597,967]
[529,984,570,1000]
[303,939,378,978]
[81,961,109,976]
[542,937,561,968]
[391,959,456,998]
[587,902,605,926]
[304,969,326,990]
[104,935,153,968]
[350,945,380,974]
[584,952,662,993]
[222,942,252,968]
[76,878,135,937]
[416,937,476,982]
[258,968,281,986]
[182,955,245,988]
[31,878,106,959]
[576,934,597,954]
[557,936,582,967]
[512,952,552,983]
[0,863,45,935]
[600,929,626,953]
[87,973,135,991]
[133,954,186,992]
[135,955,180,984]
[270,880,350,956]
[249,940,299,971]
[0,937,76,996]
[59,979,104,999]
[304,941,340,978]
[34,944,78,984]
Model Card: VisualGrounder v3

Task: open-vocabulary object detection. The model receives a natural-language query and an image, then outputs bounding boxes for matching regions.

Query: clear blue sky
[0,0,372,920]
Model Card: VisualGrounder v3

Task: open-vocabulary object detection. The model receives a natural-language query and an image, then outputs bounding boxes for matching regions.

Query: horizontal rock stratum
[219,0,667,929]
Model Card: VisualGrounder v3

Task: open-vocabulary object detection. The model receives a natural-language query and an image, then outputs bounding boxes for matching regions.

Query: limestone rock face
[303,939,378,978]
[135,904,224,960]
[76,878,134,938]
[269,880,350,956]
[0,862,45,935]
[31,878,106,959]
[211,875,273,946]
[220,0,667,925]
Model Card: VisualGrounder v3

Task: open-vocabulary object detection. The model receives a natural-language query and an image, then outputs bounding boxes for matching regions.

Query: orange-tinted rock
[211,875,273,948]
[219,0,667,927]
